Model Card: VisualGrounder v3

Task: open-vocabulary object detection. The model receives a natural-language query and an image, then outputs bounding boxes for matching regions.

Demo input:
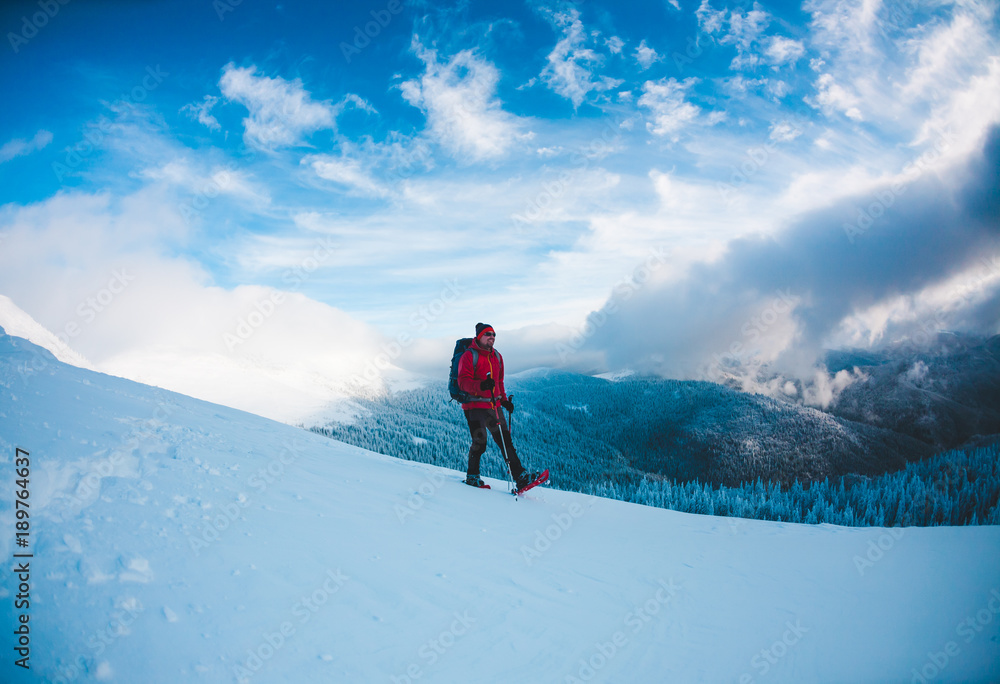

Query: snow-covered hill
[1,327,999,683]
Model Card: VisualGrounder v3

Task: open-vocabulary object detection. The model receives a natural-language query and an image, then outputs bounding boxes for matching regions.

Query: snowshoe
[514,469,549,495]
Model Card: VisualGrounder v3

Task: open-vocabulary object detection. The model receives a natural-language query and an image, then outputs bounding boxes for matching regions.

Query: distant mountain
[511,373,935,486]
[824,333,1000,450]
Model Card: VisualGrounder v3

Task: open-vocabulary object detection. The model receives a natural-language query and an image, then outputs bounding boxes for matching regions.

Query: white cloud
[140,158,264,200]
[809,73,863,120]
[0,130,53,163]
[802,367,864,409]
[400,42,529,161]
[805,0,882,55]
[905,359,929,382]
[915,56,1000,164]
[766,36,805,65]
[698,0,771,70]
[696,0,726,35]
[802,0,999,139]
[509,166,622,226]
[219,63,337,149]
[638,78,701,138]
[900,12,989,101]
[729,54,760,71]
[181,95,221,131]
[705,110,727,126]
[829,254,1000,350]
[722,75,766,95]
[769,120,803,142]
[768,79,791,98]
[540,8,622,107]
[304,154,388,197]
[777,162,884,215]
[0,188,387,423]
[725,4,770,52]
[635,40,661,70]
[606,36,624,54]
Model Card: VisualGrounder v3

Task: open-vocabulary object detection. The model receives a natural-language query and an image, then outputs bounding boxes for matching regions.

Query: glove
[480,377,495,391]
[500,396,514,413]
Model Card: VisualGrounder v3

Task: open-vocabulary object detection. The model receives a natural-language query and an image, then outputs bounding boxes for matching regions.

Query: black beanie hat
[475,322,494,339]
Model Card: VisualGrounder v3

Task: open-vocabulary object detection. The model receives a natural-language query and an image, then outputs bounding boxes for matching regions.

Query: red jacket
[457,340,508,411]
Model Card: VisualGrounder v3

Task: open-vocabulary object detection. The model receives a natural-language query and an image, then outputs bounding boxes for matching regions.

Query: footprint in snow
[119,557,154,583]
[63,533,83,553]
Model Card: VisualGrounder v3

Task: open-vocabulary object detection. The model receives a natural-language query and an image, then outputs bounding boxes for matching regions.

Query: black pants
[464,407,524,479]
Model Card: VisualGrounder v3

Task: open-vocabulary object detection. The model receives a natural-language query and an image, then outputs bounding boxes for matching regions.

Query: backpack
[448,338,503,404]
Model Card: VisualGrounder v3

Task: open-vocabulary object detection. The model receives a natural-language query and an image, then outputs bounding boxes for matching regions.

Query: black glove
[480,377,495,391]
[501,397,514,413]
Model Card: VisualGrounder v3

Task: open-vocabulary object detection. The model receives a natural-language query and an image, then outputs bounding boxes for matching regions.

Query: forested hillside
[505,370,933,485]
[589,444,1000,527]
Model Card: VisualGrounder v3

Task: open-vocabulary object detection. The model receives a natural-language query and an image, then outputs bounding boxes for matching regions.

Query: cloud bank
[581,125,1000,383]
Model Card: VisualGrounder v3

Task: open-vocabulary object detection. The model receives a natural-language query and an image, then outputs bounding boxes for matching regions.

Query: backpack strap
[465,344,498,383]
[460,345,481,378]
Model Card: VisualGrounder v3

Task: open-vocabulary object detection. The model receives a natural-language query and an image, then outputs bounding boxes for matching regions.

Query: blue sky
[1,0,998,398]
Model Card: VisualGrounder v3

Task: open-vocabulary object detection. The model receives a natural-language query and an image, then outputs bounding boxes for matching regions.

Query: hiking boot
[465,474,490,489]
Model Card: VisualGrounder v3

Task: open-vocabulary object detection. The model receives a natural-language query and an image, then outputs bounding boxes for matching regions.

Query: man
[456,323,539,490]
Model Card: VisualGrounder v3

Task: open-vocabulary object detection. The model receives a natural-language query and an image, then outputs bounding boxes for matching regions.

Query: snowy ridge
[507,366,574,380]
[1,330,999,682]
[0,296,94,370]
[595,369,636,381]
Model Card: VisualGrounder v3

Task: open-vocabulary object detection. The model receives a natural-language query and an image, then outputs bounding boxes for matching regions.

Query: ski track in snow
[0,329,999,683]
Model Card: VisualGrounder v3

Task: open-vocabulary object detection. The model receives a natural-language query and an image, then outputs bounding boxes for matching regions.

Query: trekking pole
[488,372,517,495]
[504,398,525,488]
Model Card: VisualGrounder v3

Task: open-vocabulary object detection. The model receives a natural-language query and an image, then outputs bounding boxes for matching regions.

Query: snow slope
[1,327,999,683]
